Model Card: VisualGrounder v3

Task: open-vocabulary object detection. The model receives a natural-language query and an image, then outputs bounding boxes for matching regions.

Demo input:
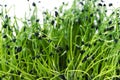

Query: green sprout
[0,0,120,80]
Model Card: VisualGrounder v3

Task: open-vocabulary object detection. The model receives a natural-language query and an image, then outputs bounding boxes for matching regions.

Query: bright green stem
[70,24,73,60]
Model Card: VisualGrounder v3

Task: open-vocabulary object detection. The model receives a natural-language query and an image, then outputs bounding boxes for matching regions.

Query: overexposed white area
[0,0,73,29]
[0,0,73,18]
[0,0,120,18]
[0,0,120,29]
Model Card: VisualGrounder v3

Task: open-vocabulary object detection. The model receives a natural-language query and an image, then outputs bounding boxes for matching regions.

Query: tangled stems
[0,0,120,80]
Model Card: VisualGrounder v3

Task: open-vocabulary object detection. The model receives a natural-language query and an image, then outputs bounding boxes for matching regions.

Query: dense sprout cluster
[0,0,120,80]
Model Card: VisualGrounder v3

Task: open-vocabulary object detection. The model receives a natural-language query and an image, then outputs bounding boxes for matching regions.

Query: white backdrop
[0,0,73,18]
[0,0,120,18]
[0,0,120,28]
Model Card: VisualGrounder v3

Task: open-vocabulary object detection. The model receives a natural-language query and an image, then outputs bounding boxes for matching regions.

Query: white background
[0,0,120,28]
[0,0,120,18]
[0,0,73,18]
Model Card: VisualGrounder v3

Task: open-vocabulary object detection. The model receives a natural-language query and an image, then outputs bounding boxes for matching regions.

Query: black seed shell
[6,45,10,48]
[79,2,83,5]
[109,3,113,6]
[51,20,55,25]
[34,32,39,37]
[98,3,102,6]
[90,13,93,17]
[55,11,59,17]
[36,19,39,22]
[3,35,7,38]
[17,71,21,75]
[104,26,114,32]
[4,4,7,7]
[42,34,47,38]
[3,24,7,28]
[15,46,22,53]
[12,38,16,42]
[32,2,36,7]
[8,51,10,55]
[103,4,106,6]
[114,39,118,43]
[16,55,18,59]
[108,21,112,25]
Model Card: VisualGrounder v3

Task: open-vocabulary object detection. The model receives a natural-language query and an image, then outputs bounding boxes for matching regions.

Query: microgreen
[0,0,120,80]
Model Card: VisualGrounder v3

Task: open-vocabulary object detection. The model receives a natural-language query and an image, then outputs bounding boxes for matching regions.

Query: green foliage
[0,0,120,80]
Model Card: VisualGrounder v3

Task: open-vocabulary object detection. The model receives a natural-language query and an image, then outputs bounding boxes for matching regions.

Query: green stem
[70,22,73,60]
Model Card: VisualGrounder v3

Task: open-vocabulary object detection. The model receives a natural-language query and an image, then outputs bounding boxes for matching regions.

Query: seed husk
[104,26,114,32]
[15,46,22,53]
[101,0,104,2]
[38,36,42,40]
[55,11,59,17]
[5,15,8,19]
[105,10,107,12]
[98,20,101,24]
[12,38,16,42]
[36,19,39,22]
[36,55,40,59]
[3,34,7,38]
[108,21,112,25]
[118,22,120,25]
[114,39,118,43]
[51,20,55,25]
[108,34,112,39]
[96,9,100,12]
[85,43,92,48]
[6,45,10,48]
[79,2,83,5]
[90,13,94,17]
[34,32,39,37]
[103,4,106,6]
[35,75,39,79]
[10,70,14,73]
[3,24,7,28]
[1,74,6,78]
[91,25,96,29]
[8,51,10,55]
[116,68,120,75]
[109,3,113,7]
[62,2,65,5]
[16,55,18,59]
[4,4,7,7]
[42,34,47,38]
[38,1,41,3]
[21,77,24,79]
[98,3,102,6]
[82,9,84,12]
[81,41,85,45]
[23,26,26,31]
[17,70,21,75]
[32,2,36,7]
